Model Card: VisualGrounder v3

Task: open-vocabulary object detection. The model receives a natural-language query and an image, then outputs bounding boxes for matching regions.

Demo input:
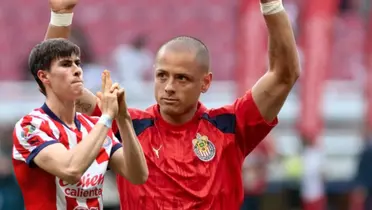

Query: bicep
[13,120,76,183]
[33,143,75,181]
[251,71,293,122]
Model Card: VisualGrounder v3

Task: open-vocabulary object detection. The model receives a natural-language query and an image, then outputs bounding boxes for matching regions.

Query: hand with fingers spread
[96,70,119,119]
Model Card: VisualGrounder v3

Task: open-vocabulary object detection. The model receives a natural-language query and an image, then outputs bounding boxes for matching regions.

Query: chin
[68,89,84,100]
[74,87,84,94]
[160,106,183,116]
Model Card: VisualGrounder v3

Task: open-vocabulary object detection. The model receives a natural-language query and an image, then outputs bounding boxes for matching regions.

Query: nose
[73,66,83,78]
[164,79,175,94]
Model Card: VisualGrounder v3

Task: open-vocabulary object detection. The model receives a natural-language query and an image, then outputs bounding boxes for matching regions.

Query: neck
[160,105,198,126]
[45,94,76,128]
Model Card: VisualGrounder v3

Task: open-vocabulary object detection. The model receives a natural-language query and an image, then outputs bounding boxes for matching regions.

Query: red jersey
[12,103,122,210]
[93,90,277,210]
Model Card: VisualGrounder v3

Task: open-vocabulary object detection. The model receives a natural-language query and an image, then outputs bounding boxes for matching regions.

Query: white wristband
[260,0,284,15]
[98,114,113,128]
[50,11,73,27]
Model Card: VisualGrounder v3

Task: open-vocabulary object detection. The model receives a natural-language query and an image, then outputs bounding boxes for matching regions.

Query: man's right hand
[49,0,78,13]
[97,70,119,119]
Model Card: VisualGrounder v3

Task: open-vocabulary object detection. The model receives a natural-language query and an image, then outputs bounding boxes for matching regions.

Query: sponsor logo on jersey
[192,133,216,162]
[59,173,105,198]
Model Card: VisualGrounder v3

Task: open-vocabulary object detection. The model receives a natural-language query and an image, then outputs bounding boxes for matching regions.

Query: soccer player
[46,0,300,209]
[12,28,148,210]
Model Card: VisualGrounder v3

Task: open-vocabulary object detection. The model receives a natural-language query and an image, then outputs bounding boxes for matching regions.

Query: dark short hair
[28,38,80,95]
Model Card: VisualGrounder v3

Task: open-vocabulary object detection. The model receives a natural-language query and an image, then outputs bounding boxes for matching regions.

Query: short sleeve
[233,90,278,157]
[110,131,123,157]
[12,116,58,166]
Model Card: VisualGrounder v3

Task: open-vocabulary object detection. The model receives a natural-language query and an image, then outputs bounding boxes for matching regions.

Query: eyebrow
[156,69,194,79]
[58,57,81,63]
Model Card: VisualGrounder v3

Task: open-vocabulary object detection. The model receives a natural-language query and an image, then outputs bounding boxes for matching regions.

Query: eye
[177,75,188,81]
[157,72,166,79]
[75,60,81,66]
[62,62,72,67]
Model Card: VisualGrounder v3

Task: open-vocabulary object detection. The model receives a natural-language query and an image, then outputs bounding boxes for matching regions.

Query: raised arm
[44,0,100,114]
[251,0,300,122]
[45,0,78,40]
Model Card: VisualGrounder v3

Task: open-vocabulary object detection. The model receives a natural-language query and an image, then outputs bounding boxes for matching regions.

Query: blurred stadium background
[1,0,371,209]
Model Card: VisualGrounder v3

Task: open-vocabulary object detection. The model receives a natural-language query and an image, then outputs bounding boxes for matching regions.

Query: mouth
[161,98,179,104]
[72,81,83,84]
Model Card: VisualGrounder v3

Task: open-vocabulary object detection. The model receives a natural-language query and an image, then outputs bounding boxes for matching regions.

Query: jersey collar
[41,103,81,131]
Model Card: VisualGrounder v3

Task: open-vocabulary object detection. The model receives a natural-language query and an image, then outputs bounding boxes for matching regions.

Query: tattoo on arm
[75,100,92,113]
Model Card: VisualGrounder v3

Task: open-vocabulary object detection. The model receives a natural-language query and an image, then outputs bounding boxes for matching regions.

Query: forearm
[45,25,71,40]
[117,116,148,181]
[66,122,109,175]
[263,1,300,83]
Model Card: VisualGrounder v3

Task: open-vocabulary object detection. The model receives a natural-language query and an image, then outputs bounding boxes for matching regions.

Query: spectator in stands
[70,26,106,93]
[112,35,153,96]
[241,138,275,210]
[353,133,372,210]
[301,135,326,210]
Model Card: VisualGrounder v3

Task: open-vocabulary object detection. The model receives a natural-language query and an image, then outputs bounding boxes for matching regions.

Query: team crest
[192,133,216,162]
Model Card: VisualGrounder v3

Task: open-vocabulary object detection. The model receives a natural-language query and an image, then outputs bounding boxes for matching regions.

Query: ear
[36,70,50,85]
[201,72,212,93]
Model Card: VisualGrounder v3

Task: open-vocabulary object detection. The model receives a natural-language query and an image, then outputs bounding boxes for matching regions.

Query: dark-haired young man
[12,39,148,209]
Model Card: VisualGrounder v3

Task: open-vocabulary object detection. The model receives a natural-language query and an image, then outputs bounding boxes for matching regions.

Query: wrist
[102,112,115,119]
[50,10,73,27]
[52,8,74,13]
[98,114,113,128]
[260,0,284,16]
[117,108,131,119]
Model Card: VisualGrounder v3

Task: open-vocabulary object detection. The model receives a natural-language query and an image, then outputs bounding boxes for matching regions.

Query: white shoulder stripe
[28,110,60,140]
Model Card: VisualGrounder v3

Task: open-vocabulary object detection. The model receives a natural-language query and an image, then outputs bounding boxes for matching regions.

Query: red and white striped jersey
[12,103,122,210]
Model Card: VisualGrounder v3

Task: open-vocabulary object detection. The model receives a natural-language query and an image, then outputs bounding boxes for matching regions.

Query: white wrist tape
[98,114,113,128]
[260,0,284,15]
[50,11,73,27]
